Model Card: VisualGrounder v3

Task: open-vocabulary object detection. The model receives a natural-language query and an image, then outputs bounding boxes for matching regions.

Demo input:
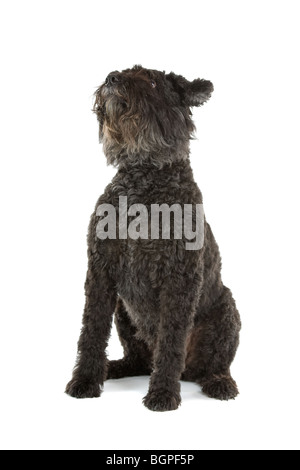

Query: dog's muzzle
[105,72,122,87]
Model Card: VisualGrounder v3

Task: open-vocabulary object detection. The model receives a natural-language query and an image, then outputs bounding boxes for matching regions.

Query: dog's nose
[106,73,121,87]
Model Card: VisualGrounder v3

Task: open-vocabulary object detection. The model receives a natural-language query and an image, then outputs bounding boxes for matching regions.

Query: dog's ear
[166,73,214,107]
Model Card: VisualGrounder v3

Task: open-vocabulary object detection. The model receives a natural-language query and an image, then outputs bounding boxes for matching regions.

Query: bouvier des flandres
[66,65,241,411]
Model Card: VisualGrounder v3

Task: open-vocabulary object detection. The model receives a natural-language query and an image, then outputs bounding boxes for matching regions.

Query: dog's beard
[102,95,140,152]
[97,91,170,157]
[102,95,128,146]
[93,85,192,166]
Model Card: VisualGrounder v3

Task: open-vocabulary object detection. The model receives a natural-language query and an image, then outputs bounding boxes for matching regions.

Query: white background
[0,0,299,451]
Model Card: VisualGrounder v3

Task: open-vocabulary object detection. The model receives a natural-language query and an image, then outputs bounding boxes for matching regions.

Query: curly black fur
[66,65,241,411]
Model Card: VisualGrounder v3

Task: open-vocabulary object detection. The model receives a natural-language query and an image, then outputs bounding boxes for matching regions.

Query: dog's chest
[116,239,166,343]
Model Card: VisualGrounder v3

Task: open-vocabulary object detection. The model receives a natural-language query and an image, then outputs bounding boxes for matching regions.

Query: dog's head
[93,65,213,166]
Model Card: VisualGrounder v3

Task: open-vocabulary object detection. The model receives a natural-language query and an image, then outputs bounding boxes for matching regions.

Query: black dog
[66,66,241,411]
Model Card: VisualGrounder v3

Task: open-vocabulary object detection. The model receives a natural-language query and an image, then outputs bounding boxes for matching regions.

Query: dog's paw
[65,379,101,399]
[201,375,239,401]
[107,359,151,380]
[143,389,181,412]
[107,359,132,380]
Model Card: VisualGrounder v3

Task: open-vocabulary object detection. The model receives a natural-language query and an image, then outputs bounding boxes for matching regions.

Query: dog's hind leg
[107,298,152,380]
[184,286,241,400]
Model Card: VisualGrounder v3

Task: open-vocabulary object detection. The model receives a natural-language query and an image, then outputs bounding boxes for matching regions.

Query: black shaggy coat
[66,66,241,411]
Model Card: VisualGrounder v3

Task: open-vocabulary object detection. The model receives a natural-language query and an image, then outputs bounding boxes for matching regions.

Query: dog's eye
[150,80,157,88]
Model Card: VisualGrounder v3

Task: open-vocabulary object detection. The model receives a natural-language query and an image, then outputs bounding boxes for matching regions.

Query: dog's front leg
[143,273,199,412]
[66,255,116,399]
